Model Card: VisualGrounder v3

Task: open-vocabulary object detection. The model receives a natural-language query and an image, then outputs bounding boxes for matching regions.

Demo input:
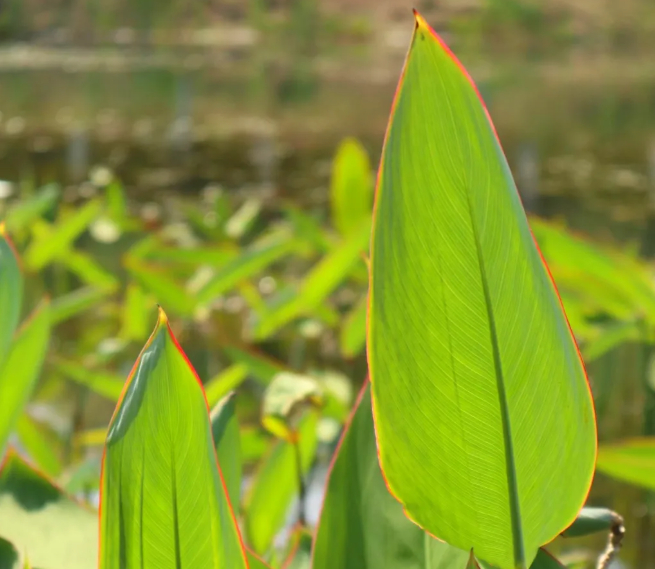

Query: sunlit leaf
[205,364,249,408]
[330,137,372,236]
[197,233,301,306]
[0,226,22,369]
[15,414,62,477]
[61,250,119,290]
[99,309,249,569]
[531,218,655,323]
[253,219,370,339]
[245,412,318,555]
[4,184,59,235]
[210,393,242,512]
[24,199,102,270]
[53,357,124,401]
[119,283,154,342]
[124,258,196,317]
[0,302,50,459]
[596,438,655,490]
[50,286,113,325]
[582,320,643,362]
[0,451,97,569]
[223,346,285,385]
[246,550,272,569]
[339,295,367,358]
[367,13,596,569]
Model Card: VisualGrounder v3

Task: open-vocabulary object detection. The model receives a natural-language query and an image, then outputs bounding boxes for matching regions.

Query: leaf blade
[367,13,596,569]
[99,310,249,569]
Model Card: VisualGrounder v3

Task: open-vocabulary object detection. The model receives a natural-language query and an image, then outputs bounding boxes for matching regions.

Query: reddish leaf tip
[412,9,428,29]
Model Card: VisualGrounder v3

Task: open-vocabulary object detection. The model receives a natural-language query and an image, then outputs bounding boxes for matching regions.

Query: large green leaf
[99,309,249,569]
[245,412,318,555]
[0,451,97,569]
[210,393,242,512]
[312,383,566,569]
[596,438,655,490]
[0,302,50,459]
[330,138,372,236]
[0,227,22,369]
[367,13,596,569]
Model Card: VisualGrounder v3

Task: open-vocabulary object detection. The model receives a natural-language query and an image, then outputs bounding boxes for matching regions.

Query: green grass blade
[0,302,50,459]
[0,227,22,369]
[0,451,97,569]
[210,393,242,513]
[330,137,372,235]
[4,183,59,234]
[339,295,367,358]
[367,12,596,569]
[99,309,249,569]
[205,364,249,408]
[596,438,655,490]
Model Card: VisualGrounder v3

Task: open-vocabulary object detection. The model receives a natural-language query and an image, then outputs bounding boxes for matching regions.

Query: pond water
[2,32,655,568]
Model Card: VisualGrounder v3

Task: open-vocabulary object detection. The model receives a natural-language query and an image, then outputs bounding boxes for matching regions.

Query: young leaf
[245,412,318,555]
[0,451,97,569]
[596,438,655,490]
[99,309,249,569]
[367,12,596,569]
[0,226,22,369]
[211,393,242,512]
[0,302,50,459]
[330,138,372,236]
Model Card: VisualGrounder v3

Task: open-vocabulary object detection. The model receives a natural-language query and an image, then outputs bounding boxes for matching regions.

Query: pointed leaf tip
[412,9,428,29]
[156,305,168,325]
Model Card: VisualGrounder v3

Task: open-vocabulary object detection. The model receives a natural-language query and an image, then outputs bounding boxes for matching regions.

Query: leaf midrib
[465,190,526,569]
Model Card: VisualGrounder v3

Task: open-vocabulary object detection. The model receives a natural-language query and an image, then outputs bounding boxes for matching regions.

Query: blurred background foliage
[2,0,655,568]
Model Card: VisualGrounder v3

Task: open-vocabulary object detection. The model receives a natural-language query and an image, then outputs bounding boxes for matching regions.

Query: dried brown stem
[596,513,625,569]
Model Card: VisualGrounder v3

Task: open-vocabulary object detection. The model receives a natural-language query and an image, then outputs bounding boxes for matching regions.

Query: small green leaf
[339,295,367,358]
[0,301,50,459]
[197,233,301,306]
[597,438,655,490]
[0,227,22,369]
[61,250,119,290]
[4,184,59,235]
[223,346,285,384]
[125,258,196,317]
[253,219,370,339]
[50,286,113,325]
[53,357,124,401]
[330,138,372,236]
[0,451,97,569]
[15,414,62,477]
[561,507,623,538]
[211,393,242,512]
[205,364,249,408]
[99,309,249,569]
[24,199,102,270]
[245,412,318,555]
